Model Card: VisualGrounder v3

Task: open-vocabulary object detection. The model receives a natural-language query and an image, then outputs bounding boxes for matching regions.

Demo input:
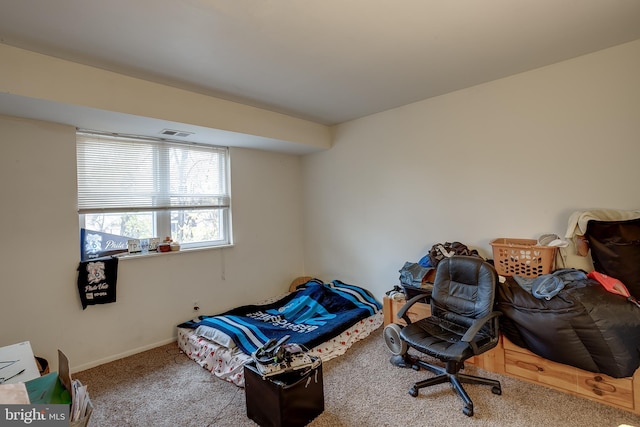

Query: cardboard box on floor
[25,350,93,427]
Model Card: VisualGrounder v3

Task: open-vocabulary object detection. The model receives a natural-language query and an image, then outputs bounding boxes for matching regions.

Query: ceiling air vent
[160,129,194,138]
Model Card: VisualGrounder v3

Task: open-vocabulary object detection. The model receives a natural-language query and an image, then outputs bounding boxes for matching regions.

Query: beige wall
[302,39,640,299]
[0,115,305,371]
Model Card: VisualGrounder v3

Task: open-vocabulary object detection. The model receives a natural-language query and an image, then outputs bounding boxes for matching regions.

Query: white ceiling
[1,0,640,139]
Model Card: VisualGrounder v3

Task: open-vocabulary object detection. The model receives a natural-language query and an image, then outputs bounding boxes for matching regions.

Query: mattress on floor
[178,310,383,387]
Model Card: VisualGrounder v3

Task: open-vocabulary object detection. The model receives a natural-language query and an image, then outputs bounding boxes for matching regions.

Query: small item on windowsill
[170,241,181,251]
[149,237,161,252]
[127,239,141,254]
[140,238,150,254]
[158,236,174,252]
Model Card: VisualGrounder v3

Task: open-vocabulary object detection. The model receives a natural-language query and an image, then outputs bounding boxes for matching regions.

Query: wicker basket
[490,238,557,278]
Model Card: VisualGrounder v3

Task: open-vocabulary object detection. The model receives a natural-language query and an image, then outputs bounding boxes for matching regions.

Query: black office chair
[386,255,502,416]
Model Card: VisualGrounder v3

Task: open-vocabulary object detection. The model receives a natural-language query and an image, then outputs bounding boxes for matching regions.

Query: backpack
[428,241,480,267]
[586,218,640,299]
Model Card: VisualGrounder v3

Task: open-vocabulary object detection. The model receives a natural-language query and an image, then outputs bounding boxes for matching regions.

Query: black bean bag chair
[496,274,640,378]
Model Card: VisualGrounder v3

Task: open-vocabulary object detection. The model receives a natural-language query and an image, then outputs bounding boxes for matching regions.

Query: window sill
[113,244,234,261]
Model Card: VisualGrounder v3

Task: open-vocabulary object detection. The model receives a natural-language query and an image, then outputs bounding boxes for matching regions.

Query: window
[77,131,231,260]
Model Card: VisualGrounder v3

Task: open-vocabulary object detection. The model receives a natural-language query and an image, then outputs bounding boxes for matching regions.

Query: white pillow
[195,325,236,349]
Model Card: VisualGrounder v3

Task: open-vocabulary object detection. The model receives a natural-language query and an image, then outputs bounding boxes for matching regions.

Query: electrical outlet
[193,301,200,312]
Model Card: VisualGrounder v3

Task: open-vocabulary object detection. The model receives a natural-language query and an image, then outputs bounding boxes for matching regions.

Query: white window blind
[77,132,230,214]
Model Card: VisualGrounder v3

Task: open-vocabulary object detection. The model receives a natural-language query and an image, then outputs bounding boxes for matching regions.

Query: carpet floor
[73,329,640,426]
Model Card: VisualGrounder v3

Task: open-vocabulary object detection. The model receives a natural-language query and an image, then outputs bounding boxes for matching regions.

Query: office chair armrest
[397,292,432,324]
[461,311,501,353]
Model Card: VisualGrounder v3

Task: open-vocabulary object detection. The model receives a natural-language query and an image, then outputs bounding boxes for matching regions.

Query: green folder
[25,372,71,404]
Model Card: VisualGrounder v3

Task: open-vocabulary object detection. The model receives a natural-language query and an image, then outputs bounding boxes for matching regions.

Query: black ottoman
[244,359,324,427]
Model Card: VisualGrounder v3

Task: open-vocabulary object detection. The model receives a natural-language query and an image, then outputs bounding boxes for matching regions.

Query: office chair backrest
[431,256,498,332]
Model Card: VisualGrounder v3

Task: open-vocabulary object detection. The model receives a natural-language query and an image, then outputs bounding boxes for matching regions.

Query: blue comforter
[178,279,382,354]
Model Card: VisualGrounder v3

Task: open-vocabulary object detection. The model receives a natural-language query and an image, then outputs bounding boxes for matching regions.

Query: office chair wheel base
[408,387,419,397]
[491,386,502,395]
[389,355,411,368]
[463,405,473,417]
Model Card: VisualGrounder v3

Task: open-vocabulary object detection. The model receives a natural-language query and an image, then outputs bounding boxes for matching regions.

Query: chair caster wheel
[463,405,473,417]
[408,387,418,397]
[491,386,502,395]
